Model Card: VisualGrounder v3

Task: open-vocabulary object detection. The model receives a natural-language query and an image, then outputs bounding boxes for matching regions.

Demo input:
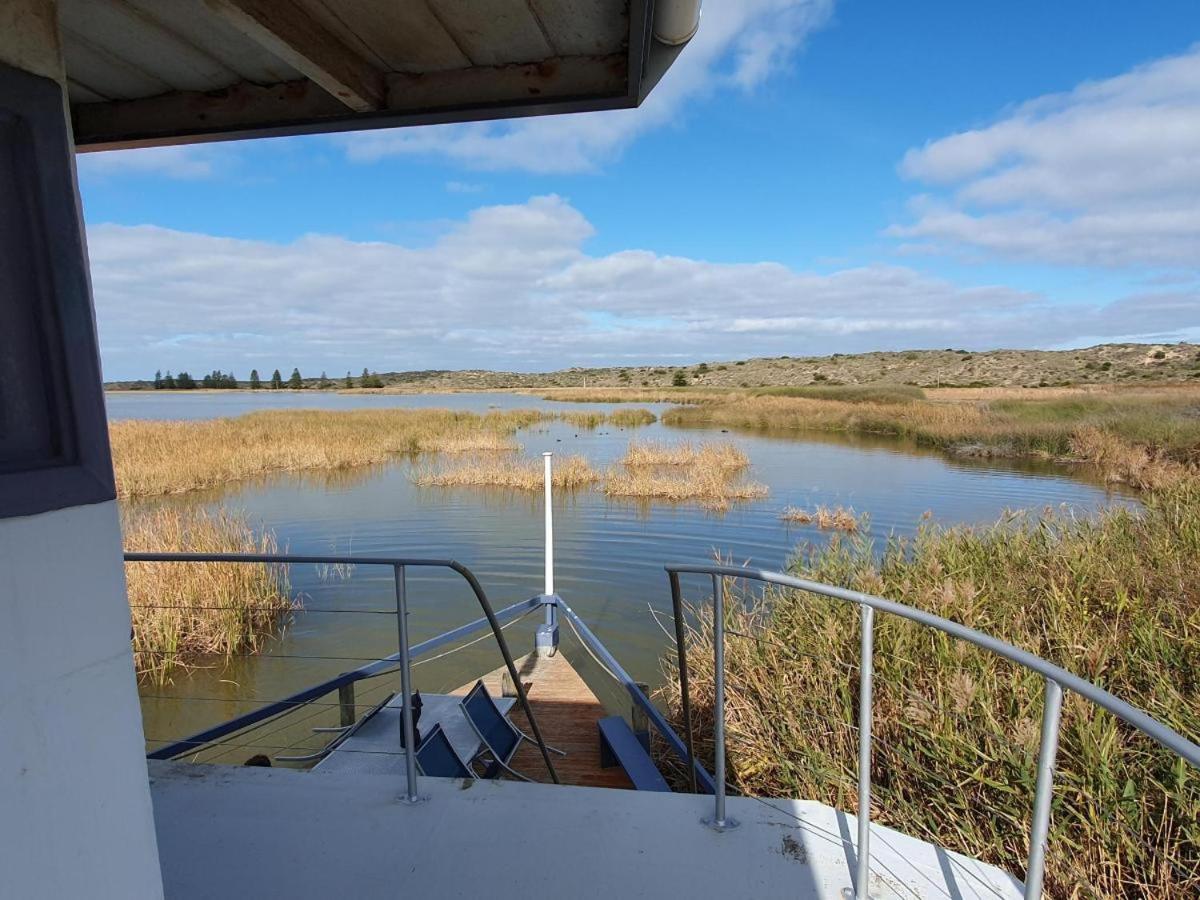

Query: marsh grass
[412,454,599,490]
[530,387,725,404]
[123,507,294,684]
[608,408,657,427]
[663,386,1200,490]
[780,505,862,531]
[754,384,926,404]
[605,440,764,510]
[604,466,768,510]
[619,440,749,470]
[560,411,606,429]
[110,408,548,498]
[658,486,1200,897]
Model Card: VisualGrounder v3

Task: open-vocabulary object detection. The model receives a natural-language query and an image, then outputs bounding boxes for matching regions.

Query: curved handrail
[126,552,560,787]
[665,563,1200,899]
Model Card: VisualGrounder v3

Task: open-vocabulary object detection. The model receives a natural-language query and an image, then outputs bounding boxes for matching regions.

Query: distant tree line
[151,367,387,389]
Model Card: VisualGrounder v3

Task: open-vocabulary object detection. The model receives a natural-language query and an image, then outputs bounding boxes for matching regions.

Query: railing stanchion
[393,564,422,804]
[856,604,874,899]
[703,573,737,831]
[337,683,356,728]
[1025,678,1063,899]
[669,570,699,794]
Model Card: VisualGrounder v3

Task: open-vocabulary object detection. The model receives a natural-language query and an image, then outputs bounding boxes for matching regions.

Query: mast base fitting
[535,624,559,657]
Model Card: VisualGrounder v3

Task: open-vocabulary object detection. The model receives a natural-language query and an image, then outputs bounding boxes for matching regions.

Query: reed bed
[779,505,862,531]
[607,408,657,427]
[110,408,549,498]
[531,387,726,404]
[663,386,1200,490]
[603,466,767,510]
[657,485,1200,897]
[557,408,658,429]
[604,439,763,510]
[123,507,293,684]
[560,411,606,429]
[412,454,599,490]
[618,440,749,470]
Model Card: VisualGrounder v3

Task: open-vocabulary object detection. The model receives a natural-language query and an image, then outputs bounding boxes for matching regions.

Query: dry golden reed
[604,439,764,510]
[412,454,599,490]
[123,507,293,684]
[780,505,861,531]
[659,485,1200,897]
[619,440,749,470]
[110,408,548,498]
[663,384,1200,490]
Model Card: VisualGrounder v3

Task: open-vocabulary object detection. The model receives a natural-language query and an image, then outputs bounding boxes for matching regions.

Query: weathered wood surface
[452,652,632,790]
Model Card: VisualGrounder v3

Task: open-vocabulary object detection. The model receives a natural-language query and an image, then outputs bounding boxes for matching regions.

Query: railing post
[703,574,737,831]
[393,564,423,804]
[856,604,874,899]
[337,683,356,728]
[669,570,699,794]
[1025,679,1063,899]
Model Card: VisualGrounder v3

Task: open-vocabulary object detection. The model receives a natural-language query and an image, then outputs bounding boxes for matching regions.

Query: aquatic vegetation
[603,466,767,511]
[618,440,749,470]
[530,387,725,404]
[658,484,1200,897]
[560,411,606,429]
[607,408,657,427]
[110,408,549,498]
[412,454,599,490]
[123,507,294,685]
[605,440,763,510]
[663,385,1200,490]
[779,505,861,531]
[753,384,926,404]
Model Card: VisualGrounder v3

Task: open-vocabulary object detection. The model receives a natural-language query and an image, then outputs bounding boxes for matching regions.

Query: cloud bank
[89,196,1200,380]
[891,44,1200,269]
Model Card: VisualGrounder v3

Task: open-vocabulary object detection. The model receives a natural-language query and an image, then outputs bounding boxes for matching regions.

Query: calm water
[117,392,1136,761]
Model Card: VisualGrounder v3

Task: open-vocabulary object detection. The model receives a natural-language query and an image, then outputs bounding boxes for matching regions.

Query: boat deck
[450,650,633,789]
[149,761,1023,899]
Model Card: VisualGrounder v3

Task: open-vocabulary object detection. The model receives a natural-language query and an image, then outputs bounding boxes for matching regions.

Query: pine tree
[270,369,283,389]
[176,371,196,389]
[228,371,239,389]
[345,371,353,389]
[153,370,163,390]
[163,371,177,389]
[249,369,261,390]
[288,368,303,389]
[318,371,331,389]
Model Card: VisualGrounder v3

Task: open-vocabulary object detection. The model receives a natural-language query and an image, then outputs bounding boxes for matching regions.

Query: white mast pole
[543,452,554,595]
[535,452,558,656]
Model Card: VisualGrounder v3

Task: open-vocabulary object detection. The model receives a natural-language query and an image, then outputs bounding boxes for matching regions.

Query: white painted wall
[0,501,164,898]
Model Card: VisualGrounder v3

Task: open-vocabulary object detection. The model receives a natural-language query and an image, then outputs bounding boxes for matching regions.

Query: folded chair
[415,723,476,779]
[460,680,565,782]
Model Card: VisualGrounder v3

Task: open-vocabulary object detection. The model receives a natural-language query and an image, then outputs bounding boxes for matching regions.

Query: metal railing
[665,563,1200,900]
[127,552,560,798]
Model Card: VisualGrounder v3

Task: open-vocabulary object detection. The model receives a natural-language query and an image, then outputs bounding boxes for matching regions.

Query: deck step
[597,716,671,792]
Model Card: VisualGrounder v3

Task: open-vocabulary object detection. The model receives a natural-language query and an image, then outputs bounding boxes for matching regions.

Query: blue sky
[80,0,1200,380]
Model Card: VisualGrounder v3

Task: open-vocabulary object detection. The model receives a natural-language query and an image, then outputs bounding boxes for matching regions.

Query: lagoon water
[112,391,1136,760]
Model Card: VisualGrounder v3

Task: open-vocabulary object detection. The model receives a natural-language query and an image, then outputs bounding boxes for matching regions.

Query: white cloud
[891,44,1200,268]
[341,0,835,173]
[88,196,1200,380]
[76,144,231,180]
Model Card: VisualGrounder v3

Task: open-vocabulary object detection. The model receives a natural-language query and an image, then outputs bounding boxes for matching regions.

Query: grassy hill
[107,342,1200,392]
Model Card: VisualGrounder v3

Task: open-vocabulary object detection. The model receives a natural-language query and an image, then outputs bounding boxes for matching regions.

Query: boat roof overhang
[59,0,693,152]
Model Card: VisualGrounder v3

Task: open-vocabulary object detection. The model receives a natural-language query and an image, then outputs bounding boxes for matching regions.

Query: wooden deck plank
[450,652,633,790]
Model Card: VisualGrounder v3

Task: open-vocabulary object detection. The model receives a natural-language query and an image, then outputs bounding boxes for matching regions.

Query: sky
[79,0,1200,381]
